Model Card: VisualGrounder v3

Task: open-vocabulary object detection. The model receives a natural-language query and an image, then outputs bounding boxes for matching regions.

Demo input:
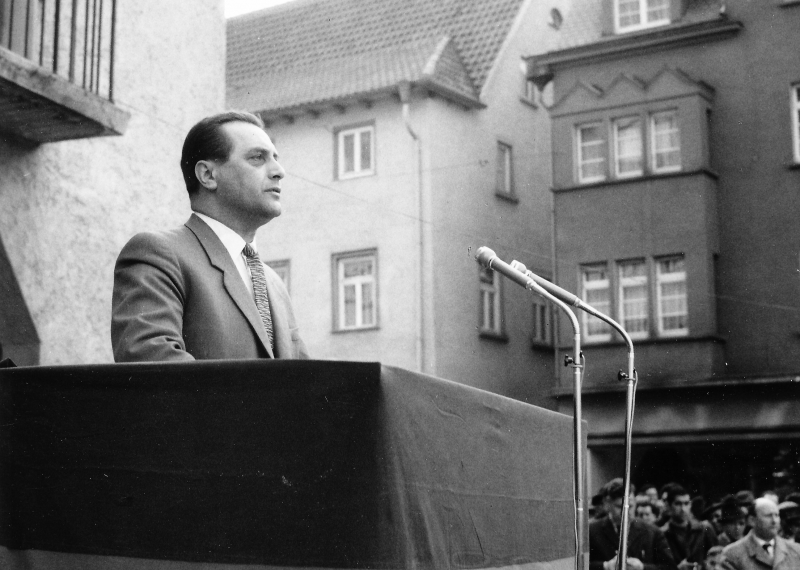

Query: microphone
[475,247,582,308]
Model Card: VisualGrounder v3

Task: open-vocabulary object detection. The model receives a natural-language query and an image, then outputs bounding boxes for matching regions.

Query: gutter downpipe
[399,81,425,373]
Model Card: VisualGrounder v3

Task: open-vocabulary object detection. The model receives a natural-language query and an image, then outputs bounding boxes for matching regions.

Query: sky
[225,0,298,18]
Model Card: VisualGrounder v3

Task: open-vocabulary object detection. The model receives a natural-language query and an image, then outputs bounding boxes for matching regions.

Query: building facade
[527,0,800,497]
[227,0,571,406]
[0,0,225,365]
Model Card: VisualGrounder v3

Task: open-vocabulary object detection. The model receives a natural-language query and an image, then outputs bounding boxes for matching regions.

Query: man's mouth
[266,187,281,194]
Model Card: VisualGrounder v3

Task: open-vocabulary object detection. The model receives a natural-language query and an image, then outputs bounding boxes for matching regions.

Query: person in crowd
[589,478,676,570]
[112,111,309,362]
[636,498,661,527]
[592,492,607,521]
[777,501,799,543]
[735,490,756,535]
[717,495,747,547]
[719,497,800,569]
[661,484,719,570]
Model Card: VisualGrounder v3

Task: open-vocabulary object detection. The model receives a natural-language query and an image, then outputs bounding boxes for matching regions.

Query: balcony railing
[0,0,128,143]
[2,0,117,100]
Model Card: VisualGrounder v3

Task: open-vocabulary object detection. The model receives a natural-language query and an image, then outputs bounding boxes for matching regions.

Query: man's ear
[195,160,218,191]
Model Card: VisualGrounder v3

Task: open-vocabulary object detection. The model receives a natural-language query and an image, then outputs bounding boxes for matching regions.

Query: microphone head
[510,260,528,273]
[475,246,496,268]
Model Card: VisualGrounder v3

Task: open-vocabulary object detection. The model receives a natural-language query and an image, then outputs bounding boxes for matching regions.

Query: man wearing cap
[777,501,799,543]
[589,478,677,570]
[719,497,800,569]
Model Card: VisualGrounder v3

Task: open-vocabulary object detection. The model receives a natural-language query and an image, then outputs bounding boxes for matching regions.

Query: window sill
[530,340,554,352]
[786,162,800,170]
[554,167,719,192]
[561,333,724,350]
[519,96,538,110]
[332,325,380,334]
[479,330,509,343]
[779,0,800,7]
[337,171,375,181]
[495,191,519,204]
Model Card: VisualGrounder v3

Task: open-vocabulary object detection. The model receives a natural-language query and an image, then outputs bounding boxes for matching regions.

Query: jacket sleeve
[111,232,195,363]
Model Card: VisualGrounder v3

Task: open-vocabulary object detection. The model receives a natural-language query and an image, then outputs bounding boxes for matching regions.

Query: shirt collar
[753,535,775,548]
[193,212,257,256]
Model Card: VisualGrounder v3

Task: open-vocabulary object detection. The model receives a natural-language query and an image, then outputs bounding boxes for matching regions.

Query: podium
[0,360,579,569]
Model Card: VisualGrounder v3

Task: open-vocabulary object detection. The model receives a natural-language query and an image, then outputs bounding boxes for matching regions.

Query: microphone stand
[475,247,638,570]
[510,261,585,570]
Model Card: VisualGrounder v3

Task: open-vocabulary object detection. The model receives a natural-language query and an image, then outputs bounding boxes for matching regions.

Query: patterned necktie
[242,243,274,349]
[763,542,773,559]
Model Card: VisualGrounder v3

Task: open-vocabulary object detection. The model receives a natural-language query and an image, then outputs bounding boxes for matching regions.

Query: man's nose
[269,159,285,180]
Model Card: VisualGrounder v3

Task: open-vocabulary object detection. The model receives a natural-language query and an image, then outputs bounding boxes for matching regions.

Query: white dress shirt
[193,212,258,297]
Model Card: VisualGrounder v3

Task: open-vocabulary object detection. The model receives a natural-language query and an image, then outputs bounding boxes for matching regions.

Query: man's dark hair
[603,478,626,501]
[180,111,265,195]
[664,484,689,505]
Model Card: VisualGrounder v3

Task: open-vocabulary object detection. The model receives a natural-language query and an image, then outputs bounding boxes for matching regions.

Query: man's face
[212,121,285,226]
[720,519,745,541]
[750,499,780,541]
[669,494,692,524]
[635,504,656,525]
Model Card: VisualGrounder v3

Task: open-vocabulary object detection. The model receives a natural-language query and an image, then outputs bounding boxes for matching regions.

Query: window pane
[344,284,356,327]
[619,261,648,336]
[652,112,681,171]
[657,257,688,335]
[647,0,669,22]
[582,265,611,339]
[615,117,642,176]
[579,124,606,182]
[343,133,355,173]
[618,0,640,28]
[343,259,372,278]
[361,282,374,325]
[360,130,372,171]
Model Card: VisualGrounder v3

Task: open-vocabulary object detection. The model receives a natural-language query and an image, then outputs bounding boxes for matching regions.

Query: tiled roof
[227,0,525,113]
[554,0,723,51]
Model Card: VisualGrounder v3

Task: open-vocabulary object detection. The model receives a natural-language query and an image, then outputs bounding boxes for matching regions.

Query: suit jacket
[112,214,309,362]
[661,520,719,564]
[720,532,800,570]
[589,516,677,570]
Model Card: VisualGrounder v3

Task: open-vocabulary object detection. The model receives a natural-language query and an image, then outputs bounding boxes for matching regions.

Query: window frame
[576,122,607,184]
[332,249,379,332]
[266,259,291,293]
[650,110,682,174]
[335,123,375,180]
[613,115,644,178]
[617,259,649,340]
[479,266,504,337]
[496,141,515,198]
[655,255,689,337]
[531,296,553,346]
[614,0,671,34]
[581,263,613,343]
[792,84,800,164]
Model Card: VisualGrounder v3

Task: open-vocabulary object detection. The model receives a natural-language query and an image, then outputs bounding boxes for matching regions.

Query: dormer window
[615,0,670,33]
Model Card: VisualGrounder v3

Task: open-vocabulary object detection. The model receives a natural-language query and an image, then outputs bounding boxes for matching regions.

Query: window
[496,142,515,197]
[337,124,374,179]
[581,264,612,342]
[577,123,606,183]
[792,85,800,163]
[615,0,670,33]
[651,111,681,172]
[656,256,688,336]
[531,297,552,345]
[267,259,290,292]
[614,116,643,177]
[334,251,377,330]
[618,260,648,339]
[479,267,503,335]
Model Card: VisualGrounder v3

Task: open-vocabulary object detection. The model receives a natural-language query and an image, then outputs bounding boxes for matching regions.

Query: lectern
[0,360,583,569]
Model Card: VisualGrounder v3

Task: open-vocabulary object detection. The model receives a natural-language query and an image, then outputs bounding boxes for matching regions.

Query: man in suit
[112,111,309,362]
[719,498,800,569]
[661,484,719,569]
[589,478,677,570]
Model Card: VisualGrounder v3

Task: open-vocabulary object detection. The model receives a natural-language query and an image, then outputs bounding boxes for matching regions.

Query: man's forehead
[222,121,274,149]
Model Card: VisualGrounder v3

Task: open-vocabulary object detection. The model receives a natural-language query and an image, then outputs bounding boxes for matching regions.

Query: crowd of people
[589,478,800,569]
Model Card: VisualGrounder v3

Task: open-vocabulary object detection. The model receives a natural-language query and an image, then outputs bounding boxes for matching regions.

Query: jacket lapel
[773,536,787,568]
[745,532,774,568]
[185,214,274,358]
